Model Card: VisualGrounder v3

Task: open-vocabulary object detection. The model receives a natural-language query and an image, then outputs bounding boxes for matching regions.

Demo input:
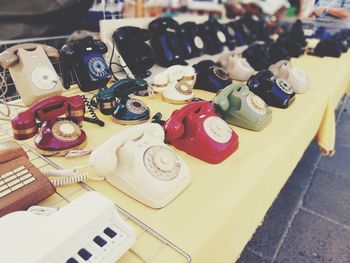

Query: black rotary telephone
[60,36,112,92]
[148,17,187,67]
[113,26,155,78]
[180,21,205,59]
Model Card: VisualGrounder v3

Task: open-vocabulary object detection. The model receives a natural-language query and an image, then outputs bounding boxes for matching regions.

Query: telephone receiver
[95,79,150,125]
[0,43,63,106]
[269,60,310,94]
[151,65,195,104]
[113,26,155,78]
[212,83,272,131]
[193,60,232,93]
[164,101,239,164]
[60,36,112,92]
[148,17,187,67]
[247,70,296,109]
[11,95,87,156]
[89,123,191,208]
[218,53,255,81]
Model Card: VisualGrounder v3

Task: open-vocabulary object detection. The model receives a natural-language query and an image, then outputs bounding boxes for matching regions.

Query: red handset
[11,96,86,156]
[164,101,239,164]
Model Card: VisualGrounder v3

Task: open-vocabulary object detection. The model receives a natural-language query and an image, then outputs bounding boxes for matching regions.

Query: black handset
[148,17,187,67]
[60,36,112,92]
[113,26,155,78]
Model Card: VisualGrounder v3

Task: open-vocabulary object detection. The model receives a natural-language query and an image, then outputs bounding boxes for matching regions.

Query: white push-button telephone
[150,65,196,104]
[89,123,192,208]
[0,191,136,263]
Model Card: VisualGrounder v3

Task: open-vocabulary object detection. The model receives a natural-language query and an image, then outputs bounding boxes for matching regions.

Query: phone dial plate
[276,78,293,94]
[144,146,180,181]
[213,67,230,80]
[126,99,148,114]
[31,66,58,91]
[88,57,109,78]
[203,116,232,144]
[246,94,268,115]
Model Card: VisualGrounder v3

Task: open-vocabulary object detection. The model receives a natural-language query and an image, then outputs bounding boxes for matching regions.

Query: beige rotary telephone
[89,123,191,208]
[0,44,63,106]
[150,65,196,104]
[218,53,255,82]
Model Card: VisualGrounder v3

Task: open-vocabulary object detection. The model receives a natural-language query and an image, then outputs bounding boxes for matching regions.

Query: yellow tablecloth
[15,51,350,262]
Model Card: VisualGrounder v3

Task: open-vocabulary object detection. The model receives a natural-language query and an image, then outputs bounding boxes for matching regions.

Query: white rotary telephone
[150,65,196,104]
[89,123,192,208]
[269,60,310,94]
[218,53,255,82]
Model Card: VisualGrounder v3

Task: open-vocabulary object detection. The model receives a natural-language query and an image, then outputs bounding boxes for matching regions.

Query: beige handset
[89,123,192,208]
[0,43,63,106]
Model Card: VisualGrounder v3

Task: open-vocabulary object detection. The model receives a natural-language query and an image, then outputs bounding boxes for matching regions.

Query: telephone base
[36,140,87,157]
[162,96,193,105]
[112,117,150,125]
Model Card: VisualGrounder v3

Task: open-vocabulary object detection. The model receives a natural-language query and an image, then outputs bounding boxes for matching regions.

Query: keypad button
[16,169,29,177]
[66,258,79,263]
[4,175,17,183]
[7,179,20,187]
[0,184,9,192]
[93,236,107,247]
[78,248,92,261]
[13,166,25,173]
[10,183,24,191]
[23,177,36,185]
[19,173,33,181]
[0,189,12,198]
[1,171,14,179]
[104,227,117,238]
[0,180,5,186]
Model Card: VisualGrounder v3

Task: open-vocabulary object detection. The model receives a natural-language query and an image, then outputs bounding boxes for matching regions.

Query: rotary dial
[31,66,58,90]
[276,78,294,94]
[213,67,230,80]
[52,120,81,142]
[126,99,148,114]
[88,57,108,78]
[203,116,232,144]
[175,82,193,95]
[246,93,268,115]
[144,145,180,181]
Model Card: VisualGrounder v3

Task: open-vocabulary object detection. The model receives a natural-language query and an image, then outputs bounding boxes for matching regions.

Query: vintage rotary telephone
[0,43,63,106]
[218,53,255,82]
[164,101,239,164]
[193,60,232,93]
[113,26,155,78]
[148,17,187,67]
[269,60,310,94]
[11,95,87,156]
[213,83,272,131]
[60,36,112,92]
[197,18,227,55]
[151,65,195,104]
[180,22,205,59]
[89,123,191,208]
[247,70,296,109]
[223,22,237,50]
[94,79,150,124]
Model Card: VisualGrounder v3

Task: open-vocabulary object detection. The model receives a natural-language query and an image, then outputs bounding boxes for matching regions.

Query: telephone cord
[0,69,10,120]
[108,40,125,81]
[81,95,105,127]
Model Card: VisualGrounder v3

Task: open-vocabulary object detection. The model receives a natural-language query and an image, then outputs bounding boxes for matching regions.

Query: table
[2,43,350,263]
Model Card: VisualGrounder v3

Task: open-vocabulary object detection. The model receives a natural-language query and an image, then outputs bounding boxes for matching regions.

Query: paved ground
[237,96,350,263]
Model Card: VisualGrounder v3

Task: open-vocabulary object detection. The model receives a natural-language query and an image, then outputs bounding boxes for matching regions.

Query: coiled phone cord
[81,95,105,127]
[0,69,10,120]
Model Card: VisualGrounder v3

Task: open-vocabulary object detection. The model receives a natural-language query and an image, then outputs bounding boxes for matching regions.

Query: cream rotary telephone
[269,60,310,94]
[218,53,255,82]
[150,65,196,104]
[89,123,191,208]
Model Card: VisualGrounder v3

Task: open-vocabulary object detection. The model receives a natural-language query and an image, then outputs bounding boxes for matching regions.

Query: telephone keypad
[0,166,36,198]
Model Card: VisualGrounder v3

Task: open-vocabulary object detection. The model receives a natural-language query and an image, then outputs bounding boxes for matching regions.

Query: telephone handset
[151,65,195,104]
[89,123,191,208]
[164,101,239,164]
[0,43,63,106]
[247,70,296,109]
[0,140,55,217]
[11,95,87,156]
[218,53,255,81]
[193,60,232,93]
[60,36,112,92]
[269,60,310,94]
[94,79,150,124]
[213,83,272,131]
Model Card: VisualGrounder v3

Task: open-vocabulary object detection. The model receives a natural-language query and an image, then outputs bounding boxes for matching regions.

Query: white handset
[151,65,195,104]
[269,60,310,94]
[218,54,255,81]
[90,123,192,208]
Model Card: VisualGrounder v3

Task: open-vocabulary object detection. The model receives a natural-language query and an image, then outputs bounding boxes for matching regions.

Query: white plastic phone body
[89,123,192,208]
[151,65,195,104]
[269,60,310,94]
[218,54,255,81]
[0,191,136,263]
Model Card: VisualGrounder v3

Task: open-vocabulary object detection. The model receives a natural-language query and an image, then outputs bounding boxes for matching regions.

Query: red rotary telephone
[164,101,239,164]
[11,96,87,156]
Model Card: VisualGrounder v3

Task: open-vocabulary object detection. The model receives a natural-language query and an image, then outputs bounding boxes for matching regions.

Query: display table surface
[2,50,350,262]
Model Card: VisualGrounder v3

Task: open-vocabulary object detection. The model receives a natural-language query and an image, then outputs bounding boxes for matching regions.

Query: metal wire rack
[0,35,191,263]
